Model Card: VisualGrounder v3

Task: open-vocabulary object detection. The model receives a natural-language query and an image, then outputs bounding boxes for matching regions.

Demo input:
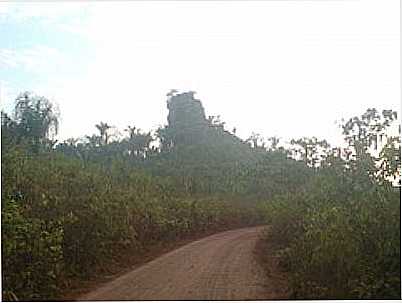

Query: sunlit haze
[0,1,400,146]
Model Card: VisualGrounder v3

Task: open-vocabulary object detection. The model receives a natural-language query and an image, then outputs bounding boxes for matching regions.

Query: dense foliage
[261,108,401,299]
[1,91,400,300]
[2,150,264,300]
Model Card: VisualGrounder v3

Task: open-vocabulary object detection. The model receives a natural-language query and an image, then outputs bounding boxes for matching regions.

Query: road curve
[80,226,276,301]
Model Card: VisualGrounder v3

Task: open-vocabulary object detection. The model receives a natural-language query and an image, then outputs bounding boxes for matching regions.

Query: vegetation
[1,91,400,300]
[261,108,401,299]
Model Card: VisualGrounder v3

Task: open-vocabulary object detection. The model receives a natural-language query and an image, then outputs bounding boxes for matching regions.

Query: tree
[290,137,330,168]
[125,125,137,156]
[1,111,19,148]
[11,91,59,151]
[155,126,174,152]
[341,108,398,156]
[85,134,102,148]
[340,108,399,185]
[247,132,265,150]
[124,125,153,158]
[95,122,113,145]
[267,136,280,151]
[207,115,225,129]
[379,136,401,185]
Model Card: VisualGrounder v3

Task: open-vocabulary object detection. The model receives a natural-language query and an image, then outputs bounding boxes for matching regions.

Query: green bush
[1,149,263,300]
[262,176,400,299]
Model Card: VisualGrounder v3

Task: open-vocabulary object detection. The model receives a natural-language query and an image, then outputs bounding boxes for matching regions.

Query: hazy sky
[0,1,400,146]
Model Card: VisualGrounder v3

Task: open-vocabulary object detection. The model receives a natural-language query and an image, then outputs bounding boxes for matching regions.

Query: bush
[1,149,263,300]
[262,175,400,299]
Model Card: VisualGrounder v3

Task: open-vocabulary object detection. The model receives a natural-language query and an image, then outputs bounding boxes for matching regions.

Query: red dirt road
[79,226,282,301]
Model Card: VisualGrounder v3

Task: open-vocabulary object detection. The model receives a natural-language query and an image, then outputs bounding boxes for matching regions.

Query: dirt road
[80,226,283,301]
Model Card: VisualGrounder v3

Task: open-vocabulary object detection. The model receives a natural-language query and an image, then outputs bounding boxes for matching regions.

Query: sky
[0,1,400,147]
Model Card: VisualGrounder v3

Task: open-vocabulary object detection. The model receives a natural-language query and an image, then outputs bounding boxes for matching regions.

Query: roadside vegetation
[1,90,400,300]
[261,108,401,299]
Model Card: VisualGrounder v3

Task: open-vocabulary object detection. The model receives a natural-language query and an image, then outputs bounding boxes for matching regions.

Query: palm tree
[124,125,153,158]
[95,122,112,145]
[125,125,137,156]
